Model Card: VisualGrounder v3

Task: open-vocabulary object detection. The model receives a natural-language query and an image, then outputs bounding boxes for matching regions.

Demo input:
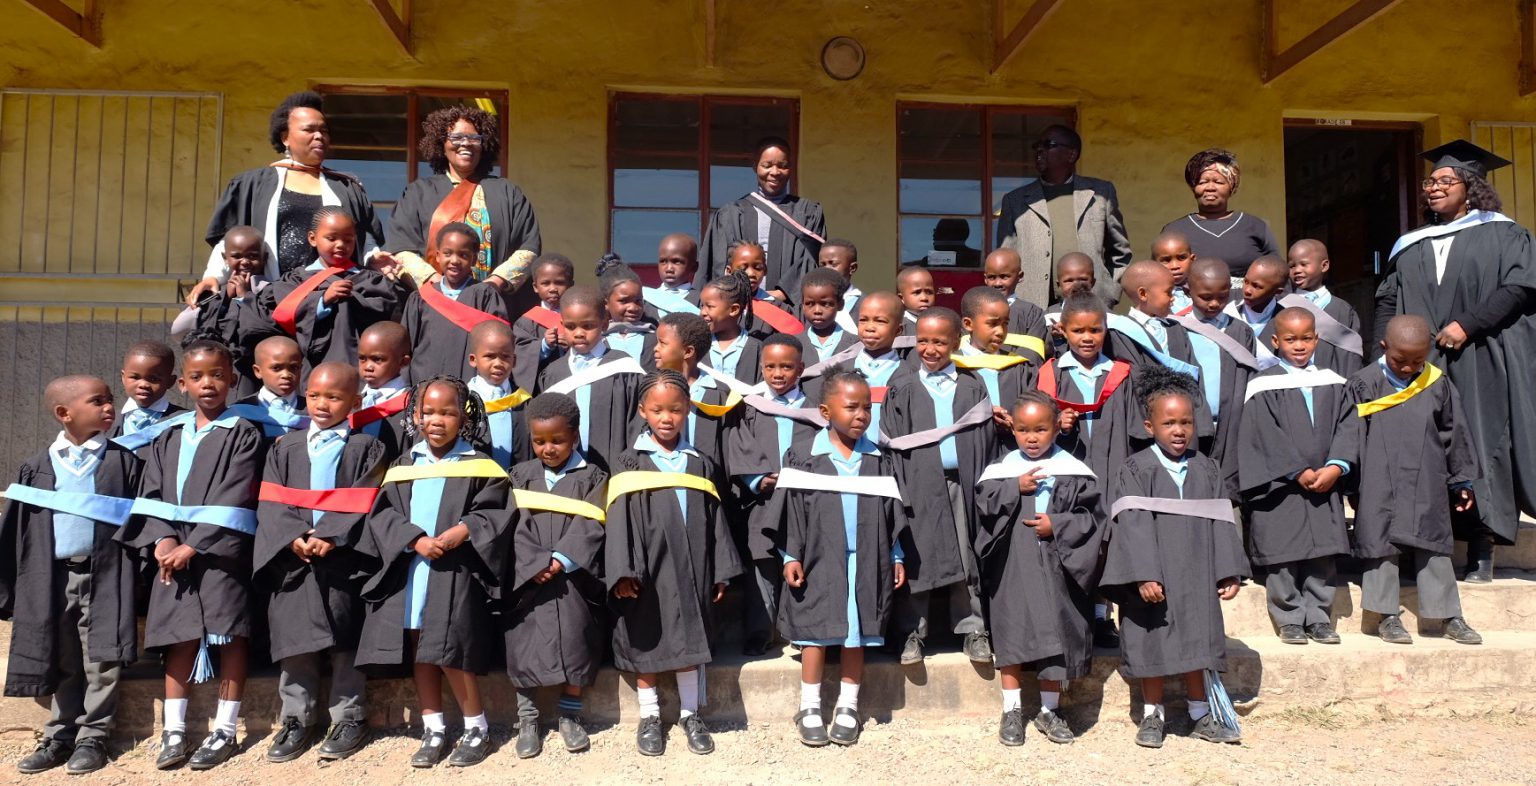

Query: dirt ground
[3,710,1534,786]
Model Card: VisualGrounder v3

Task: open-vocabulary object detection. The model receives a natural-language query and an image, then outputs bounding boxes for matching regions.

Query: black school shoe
[1093,618,1120,649]
[998,708,1025,747]
[1134,714,1165,749]
[410,729,448,768]
[1190,714,1242,744]
[445,727,490,767]
[17,738,71,774]
[1444,617,1484,645]
[680,715,715,754]
[1306,622,1342,644]
[65,738,110,774]
[515,721,542,759]
[636,716,666,756]
[154,731,191,770]
[187,730,239,770]
[1278,624,1308,644]
[559,715,590,752]
[317,721,368,760]
[899,633,924,666]
[795,709,829,747]
[265,717,313,763]
[1376,614,1413,644]
[828,707,861,746]
[1033,709,1075,744]
[963,632,994,663]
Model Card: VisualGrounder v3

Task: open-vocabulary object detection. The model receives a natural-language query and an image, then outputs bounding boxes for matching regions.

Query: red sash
[870,386,888,404]
[752,299,805,335]
[348,391,410,429]
[420,281,508,332]
[425,177,480,270]
[1174,304,1194,317]
[1037,359,1132,414]
[521,305,562,331]
[259,482,379,514]
[272,261,355,336]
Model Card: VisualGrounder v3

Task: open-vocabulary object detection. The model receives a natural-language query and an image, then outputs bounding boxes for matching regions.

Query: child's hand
[1018,468,1043,495]
[1454,487,1476,512]
[412,535,445,560]
[613,577,641,599]
[543,326,559,348]
[307,538,335,559]
[1310,465,1343,494]
[289,536,312,563]
[893,563,907,590]
[323,279,354,305]
[165,544,196,577]
[713,582,727,603]
[759,473,779,494]
[1138,580,1165,603]
[783,560,805,588]
[228,271,252,298]
[435,523,471,551]
[1057,409,1078,433]
[1026,514,1054,539]
[153,539,181,584]
[1217,577,1240,601]
[1295,468,1319,490]
[991,406,1013,430]
[534,558,564,585]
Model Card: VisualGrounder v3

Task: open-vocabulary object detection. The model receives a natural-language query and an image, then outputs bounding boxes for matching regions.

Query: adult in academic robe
[698,138,825,306]
[257,263,399,380]
[401,279,511,383]
[604,449,744,675]
[1100,448,1249,678]
[354,448,513,674]
[1374,140,1536,553]
[535,349,644,471]
[384,106,542,313]
[187,92,388,304]
[1159,149,1279,279]
[502,458,608,688]
[118,416,267,649]
[253,431,387,662]
[974,452,1104,677]
[1,444,142,697]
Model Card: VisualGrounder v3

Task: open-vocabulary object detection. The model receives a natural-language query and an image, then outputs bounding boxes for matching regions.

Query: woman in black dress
[698,137,825,305]
[1161,149,1279,280]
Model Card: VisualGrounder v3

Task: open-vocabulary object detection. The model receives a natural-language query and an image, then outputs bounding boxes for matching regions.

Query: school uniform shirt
[111,396,189,458]
[258,260,399,382]
[709,334,764,386]
[1101,447,1249,679]
[1,437,141,697]
[502,455,608,688]
[468,375,528,469]
[958,341,1037,415]
[253,424,386,660]
[686,373,739,474]
[975,448,1105,674]
[1190,312,1257,498]
[241,387,308,440]
[641,282,700,323]
[536,341,642,470]
[853,349,905,443]
[355,439,512,674]
[729,386,825,563]
[401,278,511,383]
[605,321,658,371]
[1171,287,1194,316]
[800,325,858,364]
[357,375,411,460]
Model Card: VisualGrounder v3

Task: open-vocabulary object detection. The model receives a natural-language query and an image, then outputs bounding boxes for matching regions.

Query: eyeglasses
[1421,176,1463,190]
[1032,141,1073,152]
[446,133,486,146]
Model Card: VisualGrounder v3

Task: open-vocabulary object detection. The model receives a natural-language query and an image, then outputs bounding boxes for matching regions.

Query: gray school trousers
[44,564,121,743]
[899,476,985,640]
[1264,556,1338,627]
[1360,550,1463,621]
[278,649,366,726]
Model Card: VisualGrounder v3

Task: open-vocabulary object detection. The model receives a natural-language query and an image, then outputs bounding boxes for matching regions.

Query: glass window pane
[708,101,793,206]
[611,209,700,264]
[900,217,983,267]
[613,98,700,209]
[899,106,983,215]
[319,93,410,208]
[326,157,409,204]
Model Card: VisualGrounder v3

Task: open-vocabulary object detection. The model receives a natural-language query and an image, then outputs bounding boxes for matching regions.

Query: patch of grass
[1270,705,1347,730]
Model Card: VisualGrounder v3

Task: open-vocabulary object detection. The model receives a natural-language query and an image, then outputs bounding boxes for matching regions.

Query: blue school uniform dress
[402,437,476,631]
[358,375,407,440]
[544,452,588,573]
[48,433,106,559]
[634,430,696,518]
[468,375,518,467]
[709,335,747,380]
[742,386,807,493]
[1059,353,1116,439]
[566,340,610,454]
[853,349,902,442]
[307,423,347,525]
[783,429,903,648]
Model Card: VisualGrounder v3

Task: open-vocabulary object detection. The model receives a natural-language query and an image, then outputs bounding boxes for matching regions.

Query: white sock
[637,687,661,719]
[1040,690,1060,712]
[422,711,447,733]
[1095,603,1109,621]
[1143,703,1164,721]
[677,670,700,718]
[1188,700,1210,721]
[799,682,824,727]
[214,699,240,737]
[163,698,188,735]
[464,713,488,733]
[1001,688,1022,712]
[835,681,860,712]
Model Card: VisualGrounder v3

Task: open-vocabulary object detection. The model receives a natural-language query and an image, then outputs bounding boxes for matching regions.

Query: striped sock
[558,695,583,716]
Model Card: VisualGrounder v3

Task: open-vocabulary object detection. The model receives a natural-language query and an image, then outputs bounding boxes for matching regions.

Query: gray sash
[742,395,829,428]
[881,397,993,451]
[1278,294,1363,357]
[1109,495,1236,524]
[1174,315,1260,370]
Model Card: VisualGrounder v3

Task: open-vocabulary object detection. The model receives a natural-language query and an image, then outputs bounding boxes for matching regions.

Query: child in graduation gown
[658,312,739,469]
[535,285,645,470]
[1180,257,1259,499]
[976,391,1105,747]
[1109,261,1217,456]
[800,291,911,440]
[512,253,575,393]
[400,222,512,383]
[798,267,860,364]
[772,372,906,747]
[231,335,309,444]
[1100,366,1248,750]
[253,362,386,763]
[605,370,743,758]
[1282,239,1364,377]
[1041,292,1137,495]
[728,240,803,341]
[464,320,530,469]
[118,340,267,771]
[355,377,513,769]
[597,256,659,369]
[108,341,185,457]
[501,393,608,759]
[1236,308,1351,645]
[180,226,282,398]
[699,271,766,385]
[981,248,1050,361]
[352,321,414,463]
[896,265,936,337]
[957,285,1039,436]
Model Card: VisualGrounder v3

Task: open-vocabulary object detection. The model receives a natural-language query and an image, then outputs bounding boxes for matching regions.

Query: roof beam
[367,0,412,58]
[1522,0,1536,95]
[992,0,1065,74]
[1262,0,1402,83]
[705,0,718,68]
[17,0,99,47]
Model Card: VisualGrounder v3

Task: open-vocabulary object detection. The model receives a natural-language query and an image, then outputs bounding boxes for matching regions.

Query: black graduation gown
[1375,220,1536,542]
[354,451,513,673]
[190,290,284,398]
[1200,319,1256,500]
[1235,367,1351,567]
[535,351,643,471]
[604,450,743,674]
[204,167,386,277]
[258,266,400,380]
[253,432,386,661]
[501,460,608,687]
[1,445,141,697]
[401,282,511,383]
[771,447,903,643]
[511,310,561,394]
[699,195,826,305]
[879,368,996,592]
[689,382,739,474]
[1108,319,1218,449]
[975,471,1103,675]
[1100,448,1249,678]
[1255,298,1363,379]
[118,418,267,648]
[469,398,530,471]
[1006,298,1050,361]
[641,289,700,324]
[606,324,660,373]
[1046,358,1137,499]
[1331,365,1480,558]
[384,174,543,271]
[729,399,822,562]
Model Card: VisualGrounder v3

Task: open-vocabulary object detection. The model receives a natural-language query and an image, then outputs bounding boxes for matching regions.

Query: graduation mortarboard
[1421,139,1512,179]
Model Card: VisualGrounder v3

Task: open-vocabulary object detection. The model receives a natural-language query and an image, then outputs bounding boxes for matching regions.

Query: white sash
[977,452,1096,485]
[1278,294,1363,356]
[1109,495,1236,524]
[697,363,767,397]
[544,356,646,396]
[775,467,901,500]
[1388,210,1514,260]
[1242,368,1347,402]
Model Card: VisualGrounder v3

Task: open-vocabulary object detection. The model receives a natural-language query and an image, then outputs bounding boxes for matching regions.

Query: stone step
[5,632,1534,742]
[1221,569,1536,638]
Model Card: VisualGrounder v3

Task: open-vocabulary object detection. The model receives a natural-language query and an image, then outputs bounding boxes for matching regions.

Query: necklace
[1186,212,1244,239]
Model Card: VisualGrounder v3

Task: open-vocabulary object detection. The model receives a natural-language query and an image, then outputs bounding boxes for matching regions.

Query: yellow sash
[512,489,606,523]
[693,391,744,418]
[605,471,720,508]
[952,352,1030,371]
[1356,364,1443,417]
[483,389,533,413]
[383,458,508,484]
[1003,333,1047,358]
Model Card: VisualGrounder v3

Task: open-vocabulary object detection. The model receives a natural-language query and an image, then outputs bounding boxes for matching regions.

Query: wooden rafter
[17,0,99,47]
[1261,0,1402,83]
[367,0,413,58]
[1521,0,1536,96]
[991,0,1064,74]
[705,0,718,68]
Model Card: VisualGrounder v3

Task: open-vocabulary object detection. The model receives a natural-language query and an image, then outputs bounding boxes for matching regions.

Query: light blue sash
[643,286,700,316]
[226,402,309,432]
[110,410,195,451]
[129,498,257,535]
[3,483,134,526]
[1106,313,1201,380]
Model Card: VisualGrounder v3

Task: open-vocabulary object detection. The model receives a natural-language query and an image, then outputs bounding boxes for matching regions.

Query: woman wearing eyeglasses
[385,106,543,301]
[1160,148,1279,280]
[1374,139,1536,582]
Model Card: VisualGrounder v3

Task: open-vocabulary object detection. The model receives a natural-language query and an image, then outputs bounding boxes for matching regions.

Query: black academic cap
[1421,139,1512,179]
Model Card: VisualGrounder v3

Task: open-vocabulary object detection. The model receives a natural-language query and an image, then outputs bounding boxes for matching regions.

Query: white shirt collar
[544,451,588,478]
[1128,307,1164,327]
[258,387,299,408]
[410,437,476,461]
[121,396,170,416]
[468,375,513,400]
[633,429,699,457]
[51,431,106,457]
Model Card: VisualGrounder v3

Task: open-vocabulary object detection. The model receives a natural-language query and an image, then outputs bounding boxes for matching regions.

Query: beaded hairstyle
[402,375,488,444]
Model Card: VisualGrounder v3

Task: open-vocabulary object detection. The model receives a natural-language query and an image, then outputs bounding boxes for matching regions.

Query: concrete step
[5,632,1534,743]
[1222,569,1536,638]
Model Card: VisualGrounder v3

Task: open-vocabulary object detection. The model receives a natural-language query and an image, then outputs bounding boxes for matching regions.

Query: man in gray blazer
[996,125,1132,306]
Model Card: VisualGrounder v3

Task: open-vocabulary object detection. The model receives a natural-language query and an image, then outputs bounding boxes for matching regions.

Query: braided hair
[637,368,690,405]
[820,369,871,405]
[1135,365,1200,419]
[309,205,354,232]
[1010,389,1060,422]
[402,375,489,445]
[596,253,642,299]
[704,270,753,312]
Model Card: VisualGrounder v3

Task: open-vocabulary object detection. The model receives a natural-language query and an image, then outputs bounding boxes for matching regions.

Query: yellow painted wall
[2,0,1534,298]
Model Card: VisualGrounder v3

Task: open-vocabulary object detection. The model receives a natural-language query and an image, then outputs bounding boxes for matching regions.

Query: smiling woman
[698,137,825,306]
